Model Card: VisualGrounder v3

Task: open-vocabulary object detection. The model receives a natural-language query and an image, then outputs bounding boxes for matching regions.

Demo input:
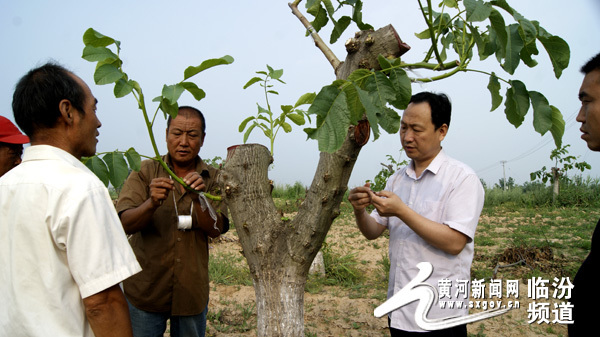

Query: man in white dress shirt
[0,62,141,337]
[348,91,484,337]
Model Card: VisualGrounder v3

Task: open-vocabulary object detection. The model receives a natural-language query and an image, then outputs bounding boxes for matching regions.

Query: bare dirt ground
[202,212,571,337]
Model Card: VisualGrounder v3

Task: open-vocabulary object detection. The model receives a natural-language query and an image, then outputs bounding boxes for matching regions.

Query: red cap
[0,115,30,144]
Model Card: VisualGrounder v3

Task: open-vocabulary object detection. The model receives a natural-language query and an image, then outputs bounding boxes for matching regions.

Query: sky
[1,0,599,189]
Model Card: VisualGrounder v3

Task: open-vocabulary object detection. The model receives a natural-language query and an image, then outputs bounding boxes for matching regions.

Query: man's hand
[149,177,174,208]
[348,182,387,240]
[370,190,405,217]
[348,183,373,212]
[183,172,206,194]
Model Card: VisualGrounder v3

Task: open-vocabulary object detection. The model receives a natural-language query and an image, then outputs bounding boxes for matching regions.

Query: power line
[476,109,580,176]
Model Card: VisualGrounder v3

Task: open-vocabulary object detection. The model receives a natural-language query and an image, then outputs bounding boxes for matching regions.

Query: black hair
[581,53,600,74]
[12,62,85,138]
[167,106,206,134]
[409,91,451,130]
[0,142,24,158]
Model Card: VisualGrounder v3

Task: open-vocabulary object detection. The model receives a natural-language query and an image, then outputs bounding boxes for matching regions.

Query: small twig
[493,259,525,278]
[288,1,341,70]
[492,252,534,278]
[380,162,394,173]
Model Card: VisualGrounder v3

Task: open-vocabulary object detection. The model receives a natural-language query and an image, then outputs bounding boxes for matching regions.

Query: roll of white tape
[177,215,192,230]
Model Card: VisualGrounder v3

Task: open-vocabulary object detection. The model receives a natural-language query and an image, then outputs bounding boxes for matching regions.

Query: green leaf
[114,78,134,98]
[287,113,306,126]
[159,98,178,120]
[536,26,570,79]
[306,85,352,153]
[378,107,401,134]
[330,16,351,44]
[386,66,412,110]
[269,68,284,80]
[468,25,490,60]
[464,0,492,22]
[281,105,294,114]
[549,105,565,148]
[529,91,553,135]
[490,0,515,15]
[487,73,502,111]
[81,46,118,63]
[239,116,255,132]
[377,55,393,70]
[183,55,234,80]
[502,24,524,75]
[351,0,374,30]
[488,9,507,59]
[130,80,142,97]
[294,92,316,108]
[355,84,381,141]
[162,84,185,104]
[443,0,458,8]
[94,63,124,85]
[180,82,206,101]
[257,103,271,117]
[364,72,397,112]
[267,90,279,95]
[347,69,372,88]
[257,115,270,123]
[479,29,498,60]
[308,4,329,33]
[243,77,263,89]
[519,42,539,68]
[517,18,537,45]
[341,83,364,124]
[83,28,119,48]
[322,0,335,16]
[414,27,431,40]
[243,123,257,143]
[85,156,110,186]
[124,148,141,172]
[281,121,292,133]
[262,127,272,139]
[504,80,529,128]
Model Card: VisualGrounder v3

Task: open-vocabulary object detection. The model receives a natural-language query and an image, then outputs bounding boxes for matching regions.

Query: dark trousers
[389,319,467,337]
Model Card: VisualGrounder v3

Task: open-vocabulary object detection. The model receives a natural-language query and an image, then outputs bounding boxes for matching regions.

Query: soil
[200,213,571,337]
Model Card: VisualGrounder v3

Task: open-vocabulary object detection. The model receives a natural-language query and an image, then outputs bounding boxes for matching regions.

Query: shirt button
[177,238,182,242]
[176,258,181,263]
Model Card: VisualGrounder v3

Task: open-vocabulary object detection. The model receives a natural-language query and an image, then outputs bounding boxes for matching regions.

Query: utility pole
[500,160,507,191]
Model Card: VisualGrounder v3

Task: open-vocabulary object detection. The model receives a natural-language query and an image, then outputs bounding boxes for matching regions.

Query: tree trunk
[552,167,560,204]
[220,132,363,336]
[218,21,409,337]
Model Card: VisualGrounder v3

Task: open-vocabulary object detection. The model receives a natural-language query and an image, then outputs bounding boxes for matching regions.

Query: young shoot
[239,65,315,156]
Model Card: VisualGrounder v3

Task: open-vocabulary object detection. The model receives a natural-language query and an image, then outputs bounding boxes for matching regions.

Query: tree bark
[220,132,363,336]
[218,19,410,337]
[336,24,410,79]
[552,167,560,204]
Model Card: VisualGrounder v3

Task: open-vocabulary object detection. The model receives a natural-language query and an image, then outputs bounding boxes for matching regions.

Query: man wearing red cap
[0,115,29,177]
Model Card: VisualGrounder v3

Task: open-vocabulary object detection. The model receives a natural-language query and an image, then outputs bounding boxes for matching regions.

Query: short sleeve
[61,186,141,298]
[442,173,484,240]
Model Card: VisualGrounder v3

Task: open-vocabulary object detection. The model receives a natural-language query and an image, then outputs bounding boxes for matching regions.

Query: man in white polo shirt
[0,62,141,337]
[348,91,484,337]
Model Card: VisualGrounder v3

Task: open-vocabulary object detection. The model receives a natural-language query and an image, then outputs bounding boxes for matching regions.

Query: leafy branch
[530,145,591,184]
[239,65,315,156]
[296,0,570,153]
[81,28,233,199]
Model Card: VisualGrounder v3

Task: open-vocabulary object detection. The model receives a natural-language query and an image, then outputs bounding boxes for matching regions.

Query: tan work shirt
[117,155,228,315]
